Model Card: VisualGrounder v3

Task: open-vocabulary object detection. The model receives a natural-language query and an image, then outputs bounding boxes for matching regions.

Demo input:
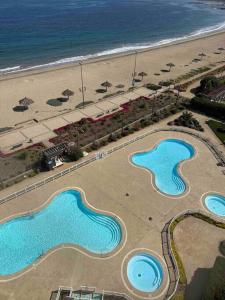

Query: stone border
[128,137,197,199]
[121,248,169,299]
[201,191,225,219]
[0,187,127,282]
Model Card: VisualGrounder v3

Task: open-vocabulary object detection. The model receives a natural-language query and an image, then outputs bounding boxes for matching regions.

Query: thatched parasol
[138,72,147,80]
[62,89,74,99]
[101,81,112,92]
[19,97,34,106]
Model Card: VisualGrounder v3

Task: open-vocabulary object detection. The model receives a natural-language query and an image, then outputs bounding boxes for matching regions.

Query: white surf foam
[0,66,21,74]
[2,21,225,75]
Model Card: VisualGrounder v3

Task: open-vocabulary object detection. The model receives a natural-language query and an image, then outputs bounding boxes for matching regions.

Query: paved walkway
[0,87,158,155]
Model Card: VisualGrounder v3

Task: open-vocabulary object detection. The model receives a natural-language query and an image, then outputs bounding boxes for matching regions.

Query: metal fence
[52,285,131,300]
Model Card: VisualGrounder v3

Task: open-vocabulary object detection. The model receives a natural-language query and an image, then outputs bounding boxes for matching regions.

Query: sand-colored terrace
[0,115,224,300]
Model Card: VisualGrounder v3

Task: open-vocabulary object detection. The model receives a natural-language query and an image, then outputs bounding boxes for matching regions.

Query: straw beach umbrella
[19,97,34,106]
[138,71,147,81]
[166,63,175,72]
[101,81,112,92]
[198,52,206,61]
[62,89,74,100]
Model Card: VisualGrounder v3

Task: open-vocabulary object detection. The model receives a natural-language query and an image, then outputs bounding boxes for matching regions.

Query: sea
[0,0,225,74]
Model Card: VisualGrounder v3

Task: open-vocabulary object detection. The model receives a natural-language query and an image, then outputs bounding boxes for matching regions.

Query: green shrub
[190,97,225,121]
[170,239,187,285]
[91,141,100,150]
[16,151,28,160]
[207,120,225,144]
[108,133,117,142]
[171,290,185,300]
[145,83,161,90]
[68,147,83,161]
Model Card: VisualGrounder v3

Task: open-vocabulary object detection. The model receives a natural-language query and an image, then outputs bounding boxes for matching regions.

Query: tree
[101,81,112,92]
[166,63,175,72]
[62,89,74,99]
[138,71,147,81]
[68,147,83,161]
[182,111,193,122]
[199,76,219,92]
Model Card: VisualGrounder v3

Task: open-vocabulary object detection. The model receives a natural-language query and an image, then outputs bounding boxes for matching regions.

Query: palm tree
[62,89,74,100]
[182,111,193,121]
[138,71,147,81]
[101,81,112,92]
[198,52,206,61]
[166,63,175,72]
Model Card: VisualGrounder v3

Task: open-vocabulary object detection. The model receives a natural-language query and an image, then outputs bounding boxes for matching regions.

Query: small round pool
[127,253,163,293]
[204,194,225,217]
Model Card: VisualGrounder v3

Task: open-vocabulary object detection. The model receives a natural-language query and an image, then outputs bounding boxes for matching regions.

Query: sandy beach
[1,31,225,128]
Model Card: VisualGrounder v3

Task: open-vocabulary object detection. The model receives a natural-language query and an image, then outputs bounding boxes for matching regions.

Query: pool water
[131,139,194,196]
[0,189,122,276]
[204,194,225,217]
[127,253,163,293]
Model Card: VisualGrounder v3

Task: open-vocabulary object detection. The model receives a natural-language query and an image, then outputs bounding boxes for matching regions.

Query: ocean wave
[1,21,225,76]
[0,66,21,74]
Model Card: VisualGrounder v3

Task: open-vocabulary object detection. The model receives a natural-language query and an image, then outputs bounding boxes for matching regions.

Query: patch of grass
[192,212,225,229]
[171,239,187,285]
[207,119,225,144]
[16,151,28,160]
[170,216,187,286]
[171,290,185,300]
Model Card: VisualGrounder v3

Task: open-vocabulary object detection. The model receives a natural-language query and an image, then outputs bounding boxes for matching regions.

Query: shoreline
[1,27,225,81]
[0,30,225,128]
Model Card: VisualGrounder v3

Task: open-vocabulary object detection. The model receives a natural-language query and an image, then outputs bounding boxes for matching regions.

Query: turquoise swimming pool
[0,189,122,276]
[127,253,163,293]
[131,139,195,196]
[204,194,225,217]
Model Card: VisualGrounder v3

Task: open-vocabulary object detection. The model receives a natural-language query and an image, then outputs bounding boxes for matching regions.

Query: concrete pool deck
[0,113,224,299]
[174,217,225,300]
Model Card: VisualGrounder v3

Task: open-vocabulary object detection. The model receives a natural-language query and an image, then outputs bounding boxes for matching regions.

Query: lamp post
[132,51,138,88]
[79,62,86,109]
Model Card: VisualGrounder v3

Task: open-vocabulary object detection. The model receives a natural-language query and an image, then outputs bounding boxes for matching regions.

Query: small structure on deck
[42,143,67,170]
[50,286,129,300]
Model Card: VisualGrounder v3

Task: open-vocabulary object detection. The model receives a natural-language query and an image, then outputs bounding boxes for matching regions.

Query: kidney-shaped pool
[0,189,122,276]
[131,139,195,196]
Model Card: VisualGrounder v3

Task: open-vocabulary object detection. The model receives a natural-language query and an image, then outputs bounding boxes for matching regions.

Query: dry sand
[1,31,225,128]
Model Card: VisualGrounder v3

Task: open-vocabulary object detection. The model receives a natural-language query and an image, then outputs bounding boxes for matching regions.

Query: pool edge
[0,186,127,282]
